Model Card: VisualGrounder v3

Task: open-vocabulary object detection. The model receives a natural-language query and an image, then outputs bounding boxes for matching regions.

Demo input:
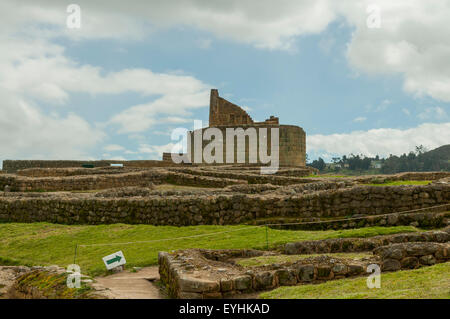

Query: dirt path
[93,266,164,299]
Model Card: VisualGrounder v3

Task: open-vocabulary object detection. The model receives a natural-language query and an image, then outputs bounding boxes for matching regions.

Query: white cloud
[402,108,411,116]
[103,144,125,152]
[1,0,450,162]
[343,0,450,102]
[308,122,450,158]
[138,142,183,159]
[0,2,212,160]
[196,38,212,49]
[108,90,209,133]
[417,107,448,121]
[3,0,450,102]
[0,89,104,160]
[353,116,367,123]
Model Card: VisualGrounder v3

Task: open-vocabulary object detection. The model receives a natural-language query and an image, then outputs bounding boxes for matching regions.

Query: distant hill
[382,144,450,173]
[423,144,450,161]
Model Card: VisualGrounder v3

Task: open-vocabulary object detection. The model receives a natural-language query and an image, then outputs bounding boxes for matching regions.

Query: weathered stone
[178,276,220,293]
[203,292,222,299]
[347,264,364,275]
[401,257,419,269]
[382,259,401,271]
[331,263,348,275]
[233,275,252,291]
[253,271,275,290]
[284,243,297,255]
[419,255,436,266]
[220,279,233,292]
[275,269,297,286]
[296,264,315,282]
[178,291,203,299]
[405,243,441,256]
[378,247,405,260]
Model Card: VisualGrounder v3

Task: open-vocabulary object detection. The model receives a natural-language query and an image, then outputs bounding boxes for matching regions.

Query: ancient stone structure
[159,226,450,299]
[188,89,306,167]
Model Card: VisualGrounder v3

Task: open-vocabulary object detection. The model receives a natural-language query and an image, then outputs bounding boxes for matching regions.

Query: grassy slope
[0,223,417,276]
[237,252,372,267]
[260,262,450,299]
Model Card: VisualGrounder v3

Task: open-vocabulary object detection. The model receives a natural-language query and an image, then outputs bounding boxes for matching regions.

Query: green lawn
[304,174,349,178]
[237,252,372,268]
[365,180,432,186]
[260,262,450,299]
[0,223,417,276]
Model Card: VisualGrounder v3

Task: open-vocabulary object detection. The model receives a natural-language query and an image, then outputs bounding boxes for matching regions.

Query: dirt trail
[93,266,164,299]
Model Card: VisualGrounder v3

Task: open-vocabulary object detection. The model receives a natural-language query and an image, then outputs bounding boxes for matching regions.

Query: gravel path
[93,266,164,299]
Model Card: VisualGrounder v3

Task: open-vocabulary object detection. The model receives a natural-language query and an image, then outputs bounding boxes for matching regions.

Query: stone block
[178,276,220,293]
[382,259,401,271]
[331,263,348,276]
[220,279,234,292]
[275,269,297,286]
[233,275,252,291]
[178,291,203,299]
[253,271,275,290]
[347,264,364,275]
[401,257,419,269]
[419,255,436,266]
[203,292,222,299]
[296,264,315,282]
[316,265,332,279]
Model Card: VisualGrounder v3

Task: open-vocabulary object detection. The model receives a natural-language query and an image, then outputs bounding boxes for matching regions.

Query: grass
[0,223,418,276]
[236,252,372,268]
[364,180,432,186]
[260,262,450,299]
[16,271,94,299]
[304,174,349,178]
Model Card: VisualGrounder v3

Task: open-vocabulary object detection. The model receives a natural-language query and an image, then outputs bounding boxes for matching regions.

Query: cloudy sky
[0,0,449,166]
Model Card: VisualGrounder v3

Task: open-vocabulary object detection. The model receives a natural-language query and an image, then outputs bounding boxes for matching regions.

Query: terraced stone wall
[0,184,448,225]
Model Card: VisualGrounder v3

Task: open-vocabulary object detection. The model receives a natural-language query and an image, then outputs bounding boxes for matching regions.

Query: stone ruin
[159,228,450,299]
[187,89,307,167]
[0,90,449,299]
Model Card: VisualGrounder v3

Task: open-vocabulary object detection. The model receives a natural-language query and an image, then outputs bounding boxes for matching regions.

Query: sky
[0,0,449,168]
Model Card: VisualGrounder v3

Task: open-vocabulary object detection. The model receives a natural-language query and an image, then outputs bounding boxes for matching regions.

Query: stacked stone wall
[0,184,448,225]
[284,227,450,255]
[0,170,245,192]
[2,159,181,173]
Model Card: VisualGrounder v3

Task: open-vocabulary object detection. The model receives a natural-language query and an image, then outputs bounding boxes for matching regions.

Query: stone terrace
[0,167,448,226]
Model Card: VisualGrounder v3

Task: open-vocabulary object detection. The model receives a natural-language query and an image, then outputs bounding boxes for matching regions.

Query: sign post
[102,251,126,270]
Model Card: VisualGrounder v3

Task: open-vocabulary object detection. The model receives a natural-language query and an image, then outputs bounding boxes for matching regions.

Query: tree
[309,157,326,171]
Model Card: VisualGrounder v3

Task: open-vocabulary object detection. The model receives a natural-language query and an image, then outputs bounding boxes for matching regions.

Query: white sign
[102,251,126,270]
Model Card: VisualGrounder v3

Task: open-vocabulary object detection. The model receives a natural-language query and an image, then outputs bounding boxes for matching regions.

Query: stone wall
[159,228,450,298]
[209,89,254,126]
[16,167,141,177]
[0,169,245,192]
[169,167,316,185]
[375,242,449,271]
[2,159,181,173]
[158,250,372,299]
[0,184,448,225]
[284,227,450,255]
[188,125,306,167]
[355,171,450,183]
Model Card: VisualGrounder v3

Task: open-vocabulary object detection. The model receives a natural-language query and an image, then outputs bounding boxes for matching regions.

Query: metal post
[265,225,269,249]
[74,244,78,265]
